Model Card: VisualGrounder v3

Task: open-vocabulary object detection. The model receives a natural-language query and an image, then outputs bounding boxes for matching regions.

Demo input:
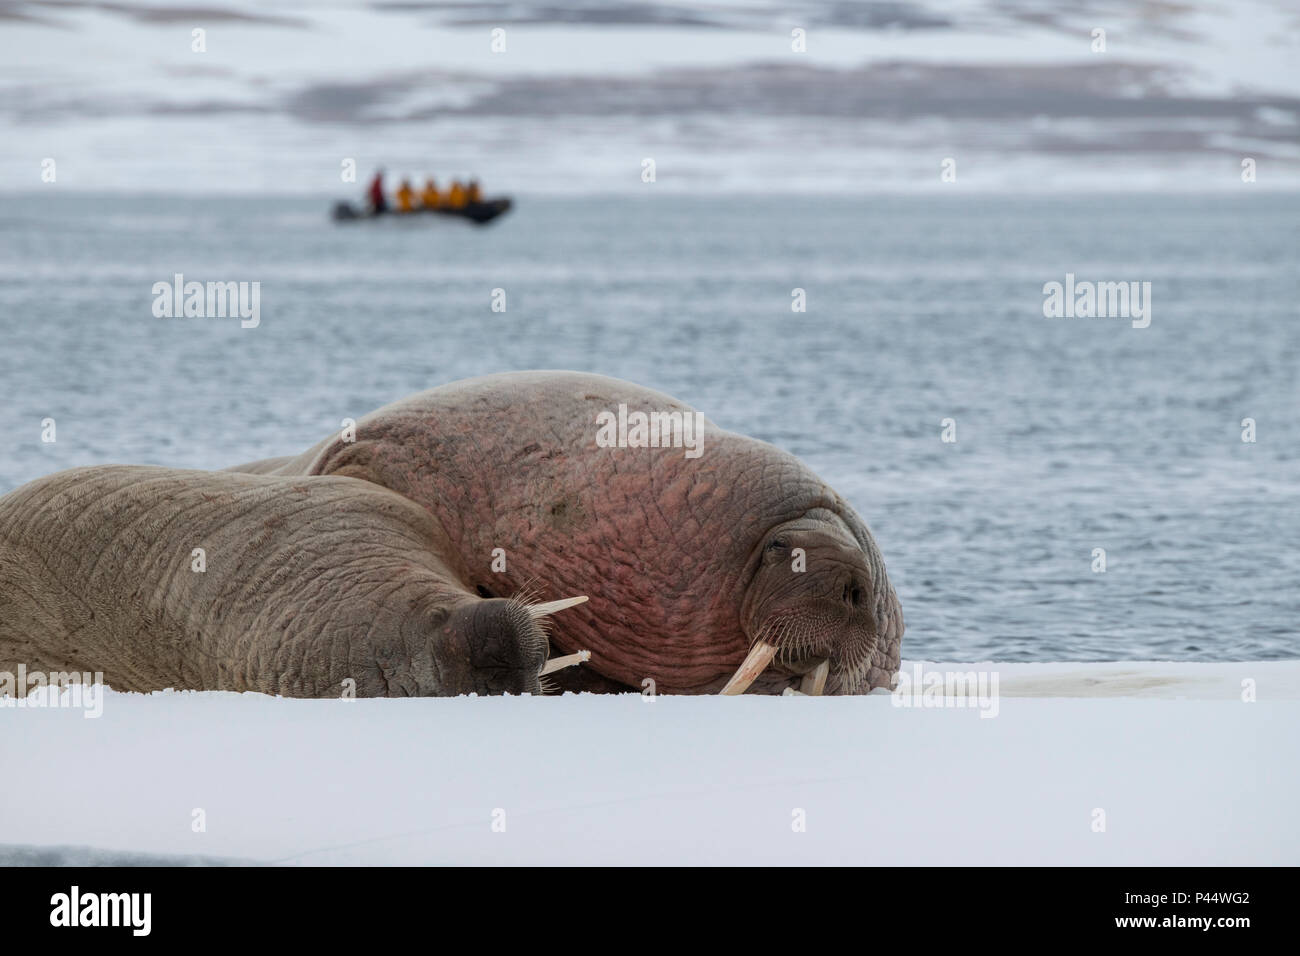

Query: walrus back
[0,467,177,688]
[0,465,464,695]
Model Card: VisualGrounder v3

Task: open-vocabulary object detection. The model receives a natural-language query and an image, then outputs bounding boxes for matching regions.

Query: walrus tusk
[527,595,589,619]
[799,659,830,696]
[540,650,591,675]
[720,641,779,695]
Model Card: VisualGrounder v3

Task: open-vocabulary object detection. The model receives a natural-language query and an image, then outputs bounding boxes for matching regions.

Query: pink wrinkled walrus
[236,371,903,695]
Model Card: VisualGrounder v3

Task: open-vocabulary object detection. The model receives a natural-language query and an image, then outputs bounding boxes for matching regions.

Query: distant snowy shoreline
[4,0,1296,194]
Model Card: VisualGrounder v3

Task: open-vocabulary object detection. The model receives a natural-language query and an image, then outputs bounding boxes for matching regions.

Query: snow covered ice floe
[2,661,1296,866]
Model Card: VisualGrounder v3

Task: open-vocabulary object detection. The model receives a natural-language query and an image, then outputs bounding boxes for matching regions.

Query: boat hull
[332,198,512,225]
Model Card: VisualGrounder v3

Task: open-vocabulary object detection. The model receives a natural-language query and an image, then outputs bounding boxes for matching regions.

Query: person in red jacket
[367,169,387,214]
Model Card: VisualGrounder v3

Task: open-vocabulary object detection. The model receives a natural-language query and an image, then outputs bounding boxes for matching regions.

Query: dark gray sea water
[1,193,1296,663]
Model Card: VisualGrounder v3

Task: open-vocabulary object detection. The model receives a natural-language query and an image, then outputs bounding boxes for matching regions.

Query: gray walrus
[0,466,585,696]
[234,371,904,695]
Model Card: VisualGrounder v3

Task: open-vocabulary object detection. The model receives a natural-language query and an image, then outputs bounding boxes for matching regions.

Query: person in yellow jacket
[446,180,467,209]
[467,179,482,204]
[420,178,440,209]
[395,179,415,213]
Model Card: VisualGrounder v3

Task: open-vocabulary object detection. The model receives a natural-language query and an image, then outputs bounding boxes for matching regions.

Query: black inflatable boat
[332,198,513,225]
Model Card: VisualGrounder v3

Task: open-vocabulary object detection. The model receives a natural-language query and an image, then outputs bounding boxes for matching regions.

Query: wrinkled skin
[238,372,904,694]
[0,466,549,696]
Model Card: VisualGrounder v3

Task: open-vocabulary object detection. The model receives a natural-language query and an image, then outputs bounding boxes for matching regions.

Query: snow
[3,661,1296,865]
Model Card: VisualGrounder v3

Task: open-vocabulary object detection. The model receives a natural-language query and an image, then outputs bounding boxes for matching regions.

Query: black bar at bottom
[0,864,1283,943]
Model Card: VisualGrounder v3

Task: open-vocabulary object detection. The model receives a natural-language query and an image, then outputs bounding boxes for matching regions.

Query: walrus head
[728,508,900,696]
[435,594,589,695]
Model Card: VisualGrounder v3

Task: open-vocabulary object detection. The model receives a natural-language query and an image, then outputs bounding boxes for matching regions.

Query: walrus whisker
[720,640,779,695]
[506,580,543,613]
[764,619,792,666]
[527,595,589,619]
[539,649,591,675]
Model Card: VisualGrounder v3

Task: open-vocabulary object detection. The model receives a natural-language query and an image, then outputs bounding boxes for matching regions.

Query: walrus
[0,466,587,696]
[234,371,904,695]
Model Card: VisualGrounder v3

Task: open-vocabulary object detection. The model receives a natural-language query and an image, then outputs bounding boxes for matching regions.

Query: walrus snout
[438,595,592,696]
[727,518,887,696]
[440,598,551,695]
